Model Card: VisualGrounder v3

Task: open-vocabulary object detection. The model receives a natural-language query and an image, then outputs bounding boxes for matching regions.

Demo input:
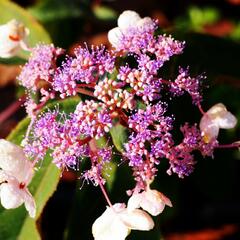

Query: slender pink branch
[89,139,113,207]
[25,117,35,139]
[32,156,41,168]
[77,88,95,97]
[160,79,172,85]
[98,179,113,207]
[0,95,26,124]
[216,142,240,149]
[34,96,50,113]
[197,102,205,115]
[77,83,95,88]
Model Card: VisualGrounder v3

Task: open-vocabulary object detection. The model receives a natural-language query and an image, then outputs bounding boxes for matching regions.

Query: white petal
[128,189,172,216]
[0,24,18,57]
[127,193,142,211]
[141,191,165,216]
[0,182,24,209]
[92,204,129,240]
[120,208,154,231]
[0,170,9,183]
[108,27,123,48]
[217,112,237,129]
[0,19,28,58]
[206,103,227,116]
[200,103,237,141]
[200,115,220,141]
[159,192,173,208]
[23,189,36,218]
[117,10,141,29]
[136,17,154,30]
[204,103,237,128]
[0,139,33,183]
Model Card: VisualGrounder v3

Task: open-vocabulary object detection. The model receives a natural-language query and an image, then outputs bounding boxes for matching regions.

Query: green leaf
[230,22,240,41]
[44,96,80,114]
[102,161,117,191]
[175,33,240,79]
[0,0,51,63]
[28,0,83,23]
[110,123,128,153]
[175,6,220,32]
[189,6,220,30]
[0,97,80,239]
[93,5,117,21]
[28,0,88,48]
[95,137,117,191]
[0,57,26,65]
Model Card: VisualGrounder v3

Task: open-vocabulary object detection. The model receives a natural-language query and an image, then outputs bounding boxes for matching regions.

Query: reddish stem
[78,136,92,145]
[0,95,26,124]
[89,139,113,207]
[197,102,205,115]
[216,143,240,149]
[160,79,172,85]
[98,179,113,207]
[77,88,95,97]
[77,83,95,89]
[118,109,129,124]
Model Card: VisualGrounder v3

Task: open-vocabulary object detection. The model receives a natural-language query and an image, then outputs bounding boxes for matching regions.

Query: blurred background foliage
[0,0,240,239]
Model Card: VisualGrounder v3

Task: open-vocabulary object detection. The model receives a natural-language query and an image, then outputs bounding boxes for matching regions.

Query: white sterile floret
[128,187,172,216]
[0,19,29,58]
[92,203,154,240]
[107,27,124,49]
[136,17,154,31]
[117,10,141,29]
[108,10,154,48]
[200,103,237,142]
[0,139,36,218]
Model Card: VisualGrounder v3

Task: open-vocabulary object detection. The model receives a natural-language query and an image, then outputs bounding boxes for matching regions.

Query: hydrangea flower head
[0,19,29,58]
[0,139,36,218]
[200,103,237,142]
[92,203,154,240]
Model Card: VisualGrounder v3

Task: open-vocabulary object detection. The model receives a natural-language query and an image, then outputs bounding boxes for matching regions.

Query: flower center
[9,34,20,41]
[19,182,25,189]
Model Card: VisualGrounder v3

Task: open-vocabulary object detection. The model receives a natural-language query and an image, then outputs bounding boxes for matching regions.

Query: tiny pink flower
[0,19,29,58]
[200,103,237,142]
[0,139,36,218]
[128,186,172,216]
[92,203,154,240]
